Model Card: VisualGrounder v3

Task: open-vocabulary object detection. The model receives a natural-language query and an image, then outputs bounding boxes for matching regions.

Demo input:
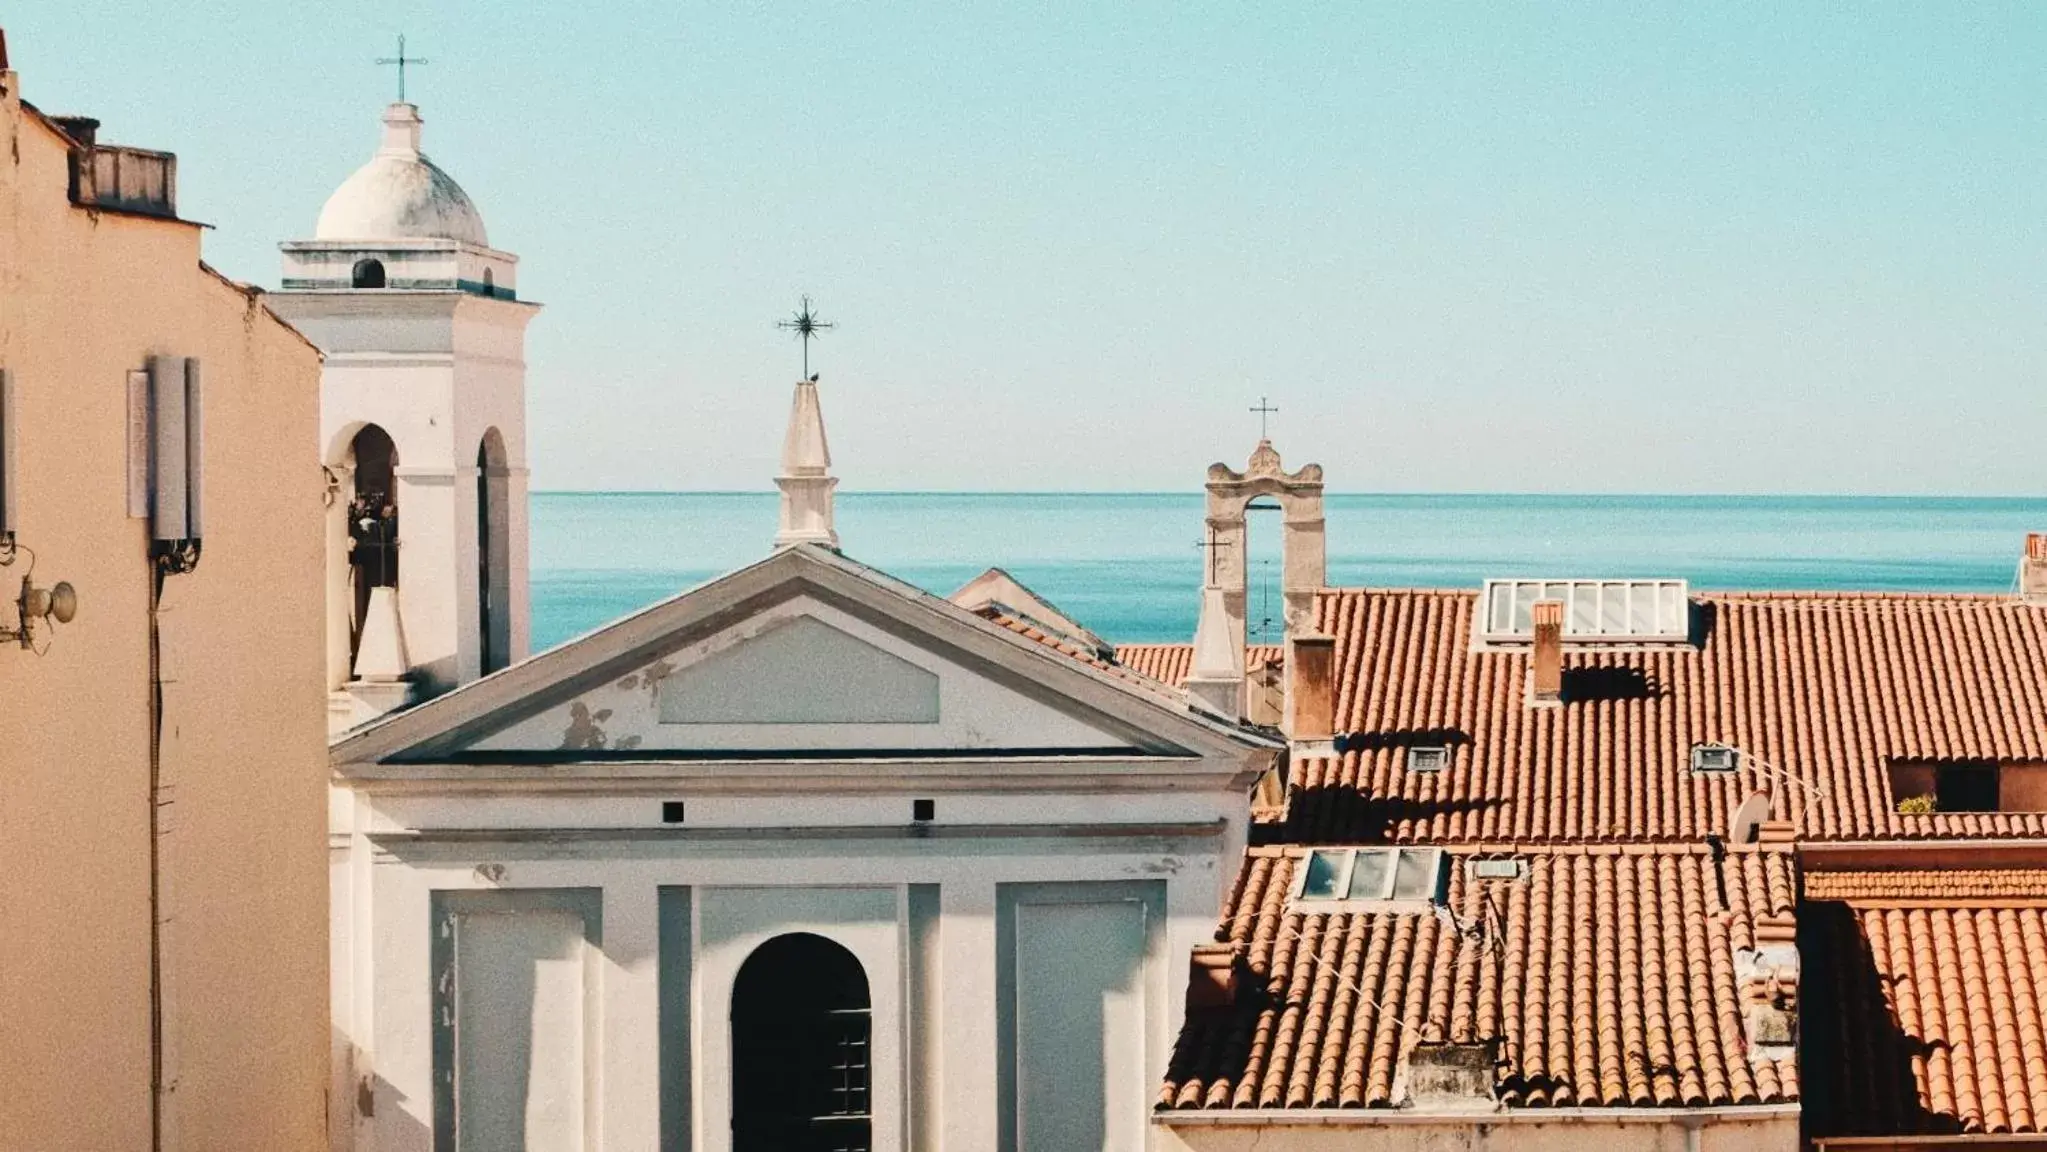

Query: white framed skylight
[1478,578,1690,644]
[1290,847,1446,909]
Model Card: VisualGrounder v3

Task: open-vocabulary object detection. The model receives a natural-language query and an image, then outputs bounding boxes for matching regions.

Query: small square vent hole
[913,798,935,822]
[1406,746,1449,774]
[1691,744,1740,774]
[661,801,685,824]
[1469,858,1526,881]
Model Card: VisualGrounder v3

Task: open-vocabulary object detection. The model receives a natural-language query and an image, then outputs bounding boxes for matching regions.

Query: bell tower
[269,100,539,731]
[1187,438,1326,720]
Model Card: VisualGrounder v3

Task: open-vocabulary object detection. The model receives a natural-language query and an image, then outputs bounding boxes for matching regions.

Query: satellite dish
[1730,791,1772,845]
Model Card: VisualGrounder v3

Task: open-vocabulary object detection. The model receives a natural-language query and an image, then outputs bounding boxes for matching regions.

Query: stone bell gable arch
[1188,439,1327,719]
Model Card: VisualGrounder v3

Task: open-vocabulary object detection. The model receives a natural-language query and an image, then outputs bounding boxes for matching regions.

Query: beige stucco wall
[1156,1112,1800,1152]
[0,71,328,1151]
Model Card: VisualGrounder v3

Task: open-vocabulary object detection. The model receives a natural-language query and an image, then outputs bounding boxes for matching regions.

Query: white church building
[287,98,1286,1152]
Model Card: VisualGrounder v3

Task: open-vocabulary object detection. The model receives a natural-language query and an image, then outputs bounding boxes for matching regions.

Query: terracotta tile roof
[978,607,1118,673]
[973,608,1198,706]
[1805,880,2047,1137]
[1116,643,1283,688]
[1806,869,2047,902]
[1284,587,2047,845]
[1161,843,1799,1112]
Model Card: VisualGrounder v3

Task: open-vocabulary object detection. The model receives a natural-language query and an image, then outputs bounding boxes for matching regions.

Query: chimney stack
[1530,599,1563,704]
[2021,534,2047,601]
[52,115,100,147]
[1286,633,1335,740]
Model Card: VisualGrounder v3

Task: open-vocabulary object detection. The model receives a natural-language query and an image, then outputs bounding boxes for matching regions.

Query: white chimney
[774,376,839,550]
[2021,534,2047,601]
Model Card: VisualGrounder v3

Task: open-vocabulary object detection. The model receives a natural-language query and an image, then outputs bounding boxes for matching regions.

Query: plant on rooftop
[1895,794,1937,816]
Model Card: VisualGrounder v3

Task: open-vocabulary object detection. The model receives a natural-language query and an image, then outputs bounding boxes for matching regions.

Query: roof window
[1691,744,1740,774]
[1406,746,1449,774]
[1480,578,1688,644]
[1292,847,1446,909]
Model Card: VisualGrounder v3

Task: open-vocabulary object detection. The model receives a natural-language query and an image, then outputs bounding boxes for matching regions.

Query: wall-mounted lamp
[1,572,77,649]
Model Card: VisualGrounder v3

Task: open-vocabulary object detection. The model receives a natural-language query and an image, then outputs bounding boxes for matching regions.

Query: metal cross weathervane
[1250,395,1279,440]
[777,295,835,379]
[376,35,429,103]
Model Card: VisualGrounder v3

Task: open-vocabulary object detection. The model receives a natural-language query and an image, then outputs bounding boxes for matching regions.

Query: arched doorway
[347,424,398,662]
[475,428,511,675]
[352,257,387,288]
[731,933,871,1152]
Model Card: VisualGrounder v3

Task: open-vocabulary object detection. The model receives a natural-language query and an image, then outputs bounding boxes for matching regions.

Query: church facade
[326,381,1281,1150]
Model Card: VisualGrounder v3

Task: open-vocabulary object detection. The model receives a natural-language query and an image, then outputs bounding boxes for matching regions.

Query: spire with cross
[776,295,835,379]
[1250,395,1279,441]
[376,35,429,103]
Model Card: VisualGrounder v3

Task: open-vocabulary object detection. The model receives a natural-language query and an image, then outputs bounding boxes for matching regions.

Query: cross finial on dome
[375,35,429,104]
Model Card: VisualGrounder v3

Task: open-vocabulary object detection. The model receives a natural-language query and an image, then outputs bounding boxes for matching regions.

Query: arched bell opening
[475,428,511,675]
[347,424,399,662]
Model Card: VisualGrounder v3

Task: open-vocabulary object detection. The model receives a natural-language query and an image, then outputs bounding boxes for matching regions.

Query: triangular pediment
[656,615,941,726]
[332,546,1276,774]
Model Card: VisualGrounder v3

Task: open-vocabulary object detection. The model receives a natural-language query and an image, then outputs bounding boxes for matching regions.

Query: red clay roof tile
[1161,843,1798,1112]
[1118,642,1283,688]
[1805,880,2047,1137]
[1141,588,2047,842]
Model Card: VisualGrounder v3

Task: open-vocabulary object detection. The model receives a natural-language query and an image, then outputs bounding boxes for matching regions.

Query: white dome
[314,103,488,247]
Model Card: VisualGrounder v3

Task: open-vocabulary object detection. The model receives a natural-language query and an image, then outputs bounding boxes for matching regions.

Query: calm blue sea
[530,493,2047,651]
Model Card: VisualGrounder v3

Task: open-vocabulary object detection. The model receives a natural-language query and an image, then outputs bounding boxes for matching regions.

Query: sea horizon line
[532,489,2047,502]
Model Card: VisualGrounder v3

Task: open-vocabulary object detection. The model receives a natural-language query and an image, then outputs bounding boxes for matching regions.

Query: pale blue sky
[12,4,2047,493]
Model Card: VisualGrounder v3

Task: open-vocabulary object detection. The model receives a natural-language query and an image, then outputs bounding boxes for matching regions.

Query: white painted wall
[1006,884,1161,1152]
[440,891,600,1151]
[331,804,1238,1152]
